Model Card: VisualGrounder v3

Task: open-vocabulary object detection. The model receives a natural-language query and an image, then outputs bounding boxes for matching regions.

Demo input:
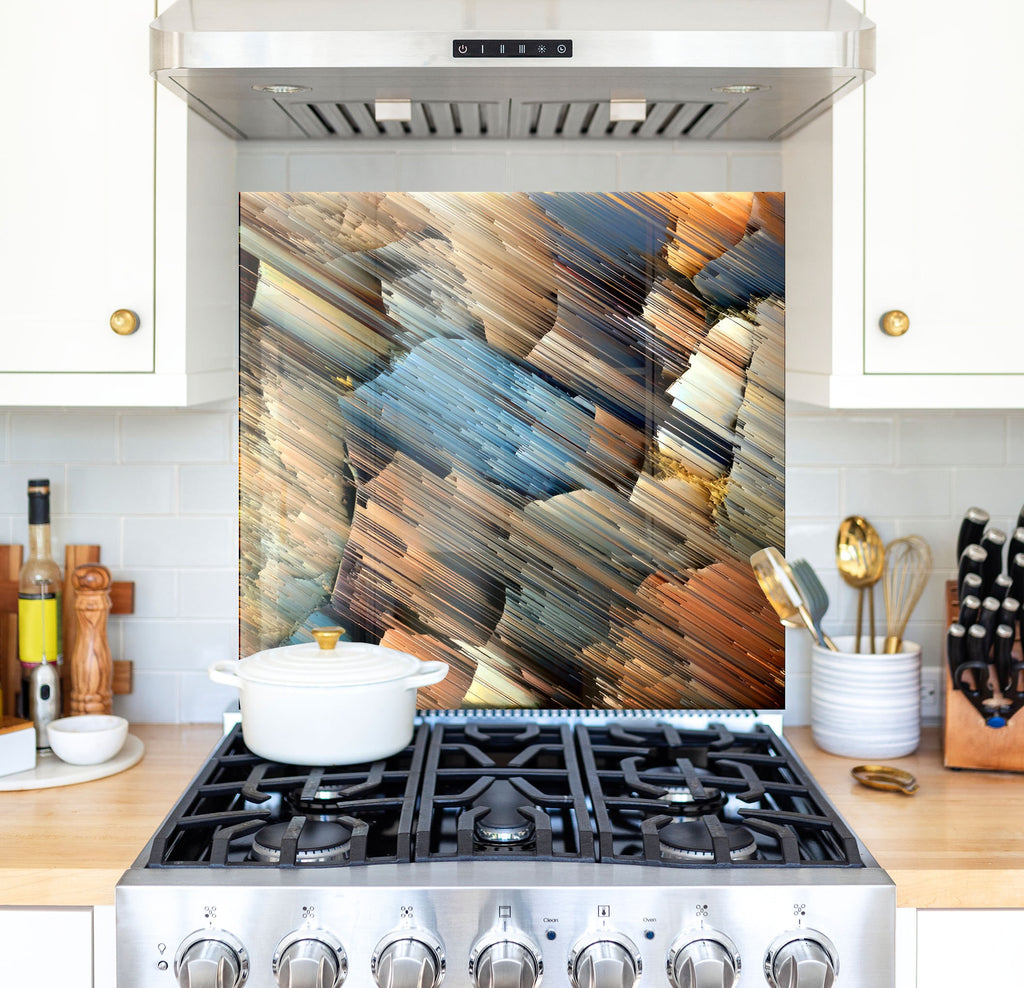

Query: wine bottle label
[18,594,62,667]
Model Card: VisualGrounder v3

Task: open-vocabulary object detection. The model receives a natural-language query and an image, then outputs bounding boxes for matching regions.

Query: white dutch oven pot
[209,627,448,765]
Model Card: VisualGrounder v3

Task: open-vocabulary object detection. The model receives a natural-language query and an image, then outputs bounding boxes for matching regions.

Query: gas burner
[656,785,727,818]
[658,821,757,863]
[472,780,536,845]
[251,820,352,864]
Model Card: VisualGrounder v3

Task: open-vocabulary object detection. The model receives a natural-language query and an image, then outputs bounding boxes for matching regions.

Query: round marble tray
[0,734,144,791]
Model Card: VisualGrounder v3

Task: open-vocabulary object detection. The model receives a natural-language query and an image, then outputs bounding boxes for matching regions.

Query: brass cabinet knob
[109,308,140,336]
[880,310,910,337]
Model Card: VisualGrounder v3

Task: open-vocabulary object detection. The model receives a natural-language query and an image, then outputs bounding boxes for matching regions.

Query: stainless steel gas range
[116,713,894,988]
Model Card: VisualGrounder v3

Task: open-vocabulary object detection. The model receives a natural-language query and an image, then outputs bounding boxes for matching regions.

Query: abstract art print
[240,191,785,711]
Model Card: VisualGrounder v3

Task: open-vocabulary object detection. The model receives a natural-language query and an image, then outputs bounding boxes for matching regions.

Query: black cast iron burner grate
[142,719,863,870]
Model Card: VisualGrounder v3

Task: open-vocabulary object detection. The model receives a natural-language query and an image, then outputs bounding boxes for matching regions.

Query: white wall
[2,140,1018,723]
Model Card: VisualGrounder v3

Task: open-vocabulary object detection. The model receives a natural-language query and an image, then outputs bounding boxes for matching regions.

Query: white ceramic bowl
[47,715,128,765]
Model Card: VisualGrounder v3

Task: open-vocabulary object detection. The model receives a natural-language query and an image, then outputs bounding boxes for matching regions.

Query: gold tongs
[851,764,919,795]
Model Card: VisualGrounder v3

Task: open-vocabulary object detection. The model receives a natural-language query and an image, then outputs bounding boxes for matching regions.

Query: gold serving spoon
[836,516,885,653]
[750,547,839,651]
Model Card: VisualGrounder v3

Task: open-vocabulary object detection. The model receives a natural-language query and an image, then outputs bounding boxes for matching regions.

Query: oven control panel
[116,875,892,987]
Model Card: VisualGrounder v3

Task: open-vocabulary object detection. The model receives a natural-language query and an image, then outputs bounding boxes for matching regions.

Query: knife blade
[957,506,990,561]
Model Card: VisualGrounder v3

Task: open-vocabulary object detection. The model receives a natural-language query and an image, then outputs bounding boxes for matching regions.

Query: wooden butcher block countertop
[786,726,1024,909]
[0,725,1021,909]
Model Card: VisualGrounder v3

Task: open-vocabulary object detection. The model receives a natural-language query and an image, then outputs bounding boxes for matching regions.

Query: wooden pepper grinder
[69,564,113,715]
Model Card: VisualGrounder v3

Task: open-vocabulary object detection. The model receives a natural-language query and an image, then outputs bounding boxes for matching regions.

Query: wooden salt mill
[69,564,113,715]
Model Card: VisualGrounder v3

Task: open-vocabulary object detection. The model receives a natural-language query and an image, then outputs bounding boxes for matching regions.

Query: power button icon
[458,44,468,54]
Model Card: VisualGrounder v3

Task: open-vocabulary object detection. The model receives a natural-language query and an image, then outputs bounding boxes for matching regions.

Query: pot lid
[238,628,425,687]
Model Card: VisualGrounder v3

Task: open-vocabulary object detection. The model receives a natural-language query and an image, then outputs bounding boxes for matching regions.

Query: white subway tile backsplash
[180,465,238,515]
[785,468,839,517]
[899,413,1006,465]
[508,152,618,191]
[1007,417,1024,464]
[0,464,66,514]
[121,412,230,463]
[10,413,116,462]
[288,153,399,191]
[118,569,179,619]
[617,153,728,191]
[113,670,181,725]
[787,414,892,466]
[396,153,508,190]
[67,465,176,515]
[123,619,237,672]
[180,672,239,724]
[237,152,289,191]
[843,467,951,518]
[950,467,1024,525]
[729,153,783,190]
[123,517,235,567]
[179,569,238,620]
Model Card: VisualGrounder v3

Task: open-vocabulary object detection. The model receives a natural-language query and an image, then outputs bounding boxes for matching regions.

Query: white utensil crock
[810,635,921,759]
[209,637,448,765]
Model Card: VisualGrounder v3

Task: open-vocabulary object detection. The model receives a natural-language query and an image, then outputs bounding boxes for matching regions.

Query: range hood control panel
[452,40,573,58]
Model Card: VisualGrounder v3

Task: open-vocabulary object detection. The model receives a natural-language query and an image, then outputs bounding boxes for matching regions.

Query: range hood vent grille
[278,99,736,140]
[516,100,735,139]
[282,100,508,139]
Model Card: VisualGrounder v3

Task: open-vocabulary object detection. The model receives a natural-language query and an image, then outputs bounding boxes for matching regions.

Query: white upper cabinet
[785,0,1024,408]
[0,0,236,406]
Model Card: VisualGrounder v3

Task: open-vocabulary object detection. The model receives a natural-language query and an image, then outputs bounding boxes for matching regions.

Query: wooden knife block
[0,544,134,718]
[943,580,1024,772]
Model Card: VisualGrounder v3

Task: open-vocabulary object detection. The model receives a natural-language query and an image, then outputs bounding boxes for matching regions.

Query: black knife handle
[958,594,982,628]
[994,624,1016,695]
[1017,504,1024,535]
[958,545,988,599]
[955,660,993,700]
[998,596,1020,630]
[946,623,967,687]
[1009,527,1024,568]
[980,528,1008,588]
[965,624,993,698]
[1011,553,1024,604]
[978,596,1002,648]
[957,506,990,561]
[990,573,1014,603]
[960,572,984,603]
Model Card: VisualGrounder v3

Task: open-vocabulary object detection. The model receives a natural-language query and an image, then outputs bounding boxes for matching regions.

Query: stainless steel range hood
[151,0,874,142]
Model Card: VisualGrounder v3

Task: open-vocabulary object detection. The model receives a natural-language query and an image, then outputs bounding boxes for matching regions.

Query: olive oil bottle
[18,479,62,727]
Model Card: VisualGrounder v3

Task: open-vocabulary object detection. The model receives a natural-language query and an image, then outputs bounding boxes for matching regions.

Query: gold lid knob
[880,310,910,337]
[311,627,346,650]
[109,309,140,336]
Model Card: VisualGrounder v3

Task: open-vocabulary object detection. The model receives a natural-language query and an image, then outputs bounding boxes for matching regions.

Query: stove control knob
[764,931,838,988]
[470,937,543,988]
[668,932,740,988]
[175,930,249,988]
[372,931,445,988]
[568,934,641,988]
[273,932,347,988]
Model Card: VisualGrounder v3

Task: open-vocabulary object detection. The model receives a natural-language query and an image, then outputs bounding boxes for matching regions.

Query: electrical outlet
[920,667,942,720]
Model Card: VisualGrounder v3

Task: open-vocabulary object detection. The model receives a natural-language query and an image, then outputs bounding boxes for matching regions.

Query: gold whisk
[882,535,933,653]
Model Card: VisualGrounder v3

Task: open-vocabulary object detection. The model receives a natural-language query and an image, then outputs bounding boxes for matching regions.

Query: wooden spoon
[836,516,886,653]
